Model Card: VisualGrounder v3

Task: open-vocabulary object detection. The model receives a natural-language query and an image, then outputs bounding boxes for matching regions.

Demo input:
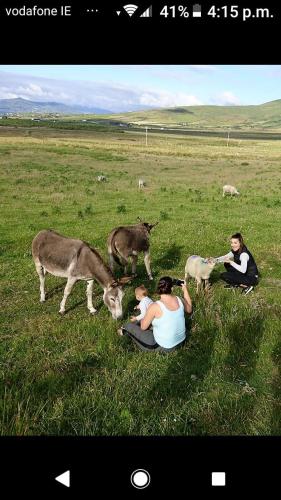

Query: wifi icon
[123,4,138,17]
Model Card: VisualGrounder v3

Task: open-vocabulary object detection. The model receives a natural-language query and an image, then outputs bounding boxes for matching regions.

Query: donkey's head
[137,217,159,233]
[103,276,132,320]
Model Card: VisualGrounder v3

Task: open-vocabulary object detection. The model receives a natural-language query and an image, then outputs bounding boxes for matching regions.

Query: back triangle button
[55,470,70,487]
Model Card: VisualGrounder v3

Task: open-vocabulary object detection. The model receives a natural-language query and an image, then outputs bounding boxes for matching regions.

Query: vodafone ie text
[4,5,72,17]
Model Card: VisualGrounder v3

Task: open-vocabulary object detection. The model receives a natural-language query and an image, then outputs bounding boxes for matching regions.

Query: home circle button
[131,469,151,489]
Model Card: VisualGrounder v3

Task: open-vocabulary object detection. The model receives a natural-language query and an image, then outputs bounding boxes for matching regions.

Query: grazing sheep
[185,255,217,292]
[223,184,240,197]
[97,175,107,182]
[138,179,145,189]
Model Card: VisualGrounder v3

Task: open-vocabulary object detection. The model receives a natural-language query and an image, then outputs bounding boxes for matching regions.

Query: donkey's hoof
[149,276,153,281]
[40,298,46,303]
[90,309,97,315]
[59,310,65,315]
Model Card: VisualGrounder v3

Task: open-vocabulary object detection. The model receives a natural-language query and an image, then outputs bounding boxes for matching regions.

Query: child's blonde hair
[135,285,148,297]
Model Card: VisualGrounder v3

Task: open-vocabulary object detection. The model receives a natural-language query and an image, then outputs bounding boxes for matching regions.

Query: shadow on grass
[34,355,104,398]
[154,244,183,270]
[145,318,216,404]
[224,312,265,381]
[1,354,104,434]
[45,284,65,300]
[63,299,87,314]
[209,269,223,285]
[271,338,281,434]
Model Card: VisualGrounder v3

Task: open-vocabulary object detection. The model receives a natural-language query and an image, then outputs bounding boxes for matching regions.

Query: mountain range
[1,98,281,131]
[0,97,112,115]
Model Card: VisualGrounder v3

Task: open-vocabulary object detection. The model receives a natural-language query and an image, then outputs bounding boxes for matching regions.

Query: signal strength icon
[140,5,152,17]
[123,4,138,17]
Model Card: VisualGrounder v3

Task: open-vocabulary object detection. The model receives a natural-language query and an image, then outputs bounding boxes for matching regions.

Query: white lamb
[223,185,240,197]
[185,255,217,292]
[97,175,107,182]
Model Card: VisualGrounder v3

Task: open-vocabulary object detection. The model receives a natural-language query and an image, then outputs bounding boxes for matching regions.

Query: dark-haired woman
[118,277,192,352]
[217,233,259,294]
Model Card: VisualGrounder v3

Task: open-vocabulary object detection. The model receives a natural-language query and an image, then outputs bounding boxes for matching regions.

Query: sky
[0,65,281,112]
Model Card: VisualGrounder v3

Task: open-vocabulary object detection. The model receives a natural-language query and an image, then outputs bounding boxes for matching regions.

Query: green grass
[0,126,280,436]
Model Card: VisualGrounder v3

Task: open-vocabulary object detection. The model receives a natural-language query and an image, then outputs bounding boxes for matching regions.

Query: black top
[232,245,259,277]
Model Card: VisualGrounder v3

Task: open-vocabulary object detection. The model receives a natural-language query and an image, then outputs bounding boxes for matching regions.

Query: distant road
[129,127,281,141]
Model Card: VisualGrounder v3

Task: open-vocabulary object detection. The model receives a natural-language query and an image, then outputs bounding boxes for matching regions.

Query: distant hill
[2,98,281,131]
[101,99,281,131]
[0,97,112,115]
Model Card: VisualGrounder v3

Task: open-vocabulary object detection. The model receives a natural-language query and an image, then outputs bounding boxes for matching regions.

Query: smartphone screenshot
[0,0,280,495]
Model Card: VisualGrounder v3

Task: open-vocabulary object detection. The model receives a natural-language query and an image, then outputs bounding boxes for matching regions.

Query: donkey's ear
[118,276,133,286]
[150,221,159,230]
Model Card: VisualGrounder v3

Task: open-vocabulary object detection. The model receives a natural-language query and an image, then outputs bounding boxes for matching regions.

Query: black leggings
[123,322,185,353]
[220,263,258,286]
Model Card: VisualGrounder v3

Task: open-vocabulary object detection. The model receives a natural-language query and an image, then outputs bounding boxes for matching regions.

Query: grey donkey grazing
[107,219,159,280]
[32,230,131,318]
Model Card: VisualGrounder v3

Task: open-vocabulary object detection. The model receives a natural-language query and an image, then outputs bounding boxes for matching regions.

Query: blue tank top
[152,297,186,349]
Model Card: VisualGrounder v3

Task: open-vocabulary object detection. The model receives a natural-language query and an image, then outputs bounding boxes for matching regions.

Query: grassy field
[0,124,280,436]
[3,98,281,132]
[99,99,281,131]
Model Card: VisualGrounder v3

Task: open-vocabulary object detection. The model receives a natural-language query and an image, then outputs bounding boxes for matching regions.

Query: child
[130,285,153,322]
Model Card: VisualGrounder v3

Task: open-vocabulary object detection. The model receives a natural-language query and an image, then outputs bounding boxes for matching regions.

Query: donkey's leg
[35,261,46,302]
[86,280,97,315]
[120,255,129,275]
[131,254,138,277]
[108,253,115,272]
[144,250,153,280]
[59,277,77,314]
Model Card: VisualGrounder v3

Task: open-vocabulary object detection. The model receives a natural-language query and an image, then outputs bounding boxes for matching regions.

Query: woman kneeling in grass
[118,276,192,353]
[216,232,259,295]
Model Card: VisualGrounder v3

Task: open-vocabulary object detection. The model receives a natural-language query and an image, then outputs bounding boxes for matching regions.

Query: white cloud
[213,91,241,105]
[0,70,203,112]
[139,91,203,107]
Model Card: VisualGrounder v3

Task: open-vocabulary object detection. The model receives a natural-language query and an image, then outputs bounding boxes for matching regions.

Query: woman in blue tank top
[120,277,192,352]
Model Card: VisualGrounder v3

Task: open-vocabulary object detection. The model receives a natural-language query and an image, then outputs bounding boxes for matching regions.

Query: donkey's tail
[107,229,123,266]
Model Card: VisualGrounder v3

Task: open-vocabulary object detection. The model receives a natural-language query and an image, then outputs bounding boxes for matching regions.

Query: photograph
[1,64,280,437]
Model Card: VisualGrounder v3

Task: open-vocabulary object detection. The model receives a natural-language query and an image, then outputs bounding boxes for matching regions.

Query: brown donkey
[107,219,158,280]
[32,230,131,318]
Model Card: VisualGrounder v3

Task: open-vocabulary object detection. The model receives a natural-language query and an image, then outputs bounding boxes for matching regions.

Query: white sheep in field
[97,175,107,182]
[138,179,145,189]
[223,184,240,197]
[185,255,217,292]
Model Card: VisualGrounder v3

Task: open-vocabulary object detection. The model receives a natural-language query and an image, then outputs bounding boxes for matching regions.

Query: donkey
[32,230,131,318]
[107,218,158,280]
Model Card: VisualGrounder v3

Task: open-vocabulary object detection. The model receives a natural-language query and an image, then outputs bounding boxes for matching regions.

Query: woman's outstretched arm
[215,251,234,263]
[181,284,192,314]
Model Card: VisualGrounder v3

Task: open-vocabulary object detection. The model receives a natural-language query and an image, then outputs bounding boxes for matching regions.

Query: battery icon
[192,4,201,17]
